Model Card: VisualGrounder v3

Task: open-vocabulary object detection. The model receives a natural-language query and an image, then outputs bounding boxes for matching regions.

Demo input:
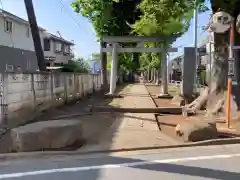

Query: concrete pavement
[0,144,240,179]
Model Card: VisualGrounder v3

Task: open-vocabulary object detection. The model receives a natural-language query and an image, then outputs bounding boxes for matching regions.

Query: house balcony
[44,56,56,62]
[63,49,74,58]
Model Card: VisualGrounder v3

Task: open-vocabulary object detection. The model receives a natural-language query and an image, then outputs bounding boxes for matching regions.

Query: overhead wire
[58,0,95,38]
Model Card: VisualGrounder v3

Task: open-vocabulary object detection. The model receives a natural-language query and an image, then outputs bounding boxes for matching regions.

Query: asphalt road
[0,144,240,180]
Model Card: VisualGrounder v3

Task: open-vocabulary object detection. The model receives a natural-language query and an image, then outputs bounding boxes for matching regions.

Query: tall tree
[71,0,141,90]
[62,58,90,73]
[185,0,240,119]
[132,0,207,82]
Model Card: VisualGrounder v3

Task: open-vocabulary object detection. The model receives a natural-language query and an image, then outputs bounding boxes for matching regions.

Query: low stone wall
[0,72,102,127]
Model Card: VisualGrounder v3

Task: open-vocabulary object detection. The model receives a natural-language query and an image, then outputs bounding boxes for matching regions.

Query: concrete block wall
[0,72,101,127]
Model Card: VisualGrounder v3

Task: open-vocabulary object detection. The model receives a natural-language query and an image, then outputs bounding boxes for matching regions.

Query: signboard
[236,13,240,34]
[209,11,233,33]
[228,60,235,76]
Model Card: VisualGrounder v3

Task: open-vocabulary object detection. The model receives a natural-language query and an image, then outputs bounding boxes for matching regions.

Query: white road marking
[0,153,240,179]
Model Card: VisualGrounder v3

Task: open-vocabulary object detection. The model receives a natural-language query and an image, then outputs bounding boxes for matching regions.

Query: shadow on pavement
[72,155,240,180]
[0,83,130,153]
[137,162,240,180]
[35,83,130,151]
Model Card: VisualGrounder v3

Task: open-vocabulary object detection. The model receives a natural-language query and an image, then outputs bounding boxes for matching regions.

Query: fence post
[73,74,78,100]
[30,73,36,114]
[92,74,95,93]
[81,75,85,97]
[63,74,68,104]
[96,74,99,91]
[76,74,81,99]
[50,72,54,103]
[0,73,8,125]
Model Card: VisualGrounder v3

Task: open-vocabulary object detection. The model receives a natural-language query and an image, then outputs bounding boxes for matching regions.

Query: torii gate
[101,35,178,97]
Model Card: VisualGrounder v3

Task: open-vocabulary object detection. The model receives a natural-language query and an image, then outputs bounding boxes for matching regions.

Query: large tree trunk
[188,0,240,120]
[154,69,159,85]
[185,30,240,119]
[147,68,150,81]
[100,41,108,91]
[150,69,154,82]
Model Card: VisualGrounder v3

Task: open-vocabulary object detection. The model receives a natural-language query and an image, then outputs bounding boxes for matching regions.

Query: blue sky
[1,0,212,60]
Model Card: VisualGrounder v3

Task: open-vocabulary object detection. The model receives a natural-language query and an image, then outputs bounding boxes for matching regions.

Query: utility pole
[193,0,198,92]
[24,0,46,71]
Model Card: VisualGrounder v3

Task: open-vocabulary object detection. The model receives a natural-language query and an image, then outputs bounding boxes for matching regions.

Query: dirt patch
[146,85,235,142]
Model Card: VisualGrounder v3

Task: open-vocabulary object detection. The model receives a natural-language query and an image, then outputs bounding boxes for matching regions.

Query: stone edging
[0,137,240,161]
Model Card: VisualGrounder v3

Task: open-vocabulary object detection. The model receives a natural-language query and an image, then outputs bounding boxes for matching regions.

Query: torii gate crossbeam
[101,35,178,96]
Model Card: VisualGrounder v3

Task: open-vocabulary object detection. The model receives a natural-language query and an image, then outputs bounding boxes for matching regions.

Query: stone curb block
[0,137,239,161]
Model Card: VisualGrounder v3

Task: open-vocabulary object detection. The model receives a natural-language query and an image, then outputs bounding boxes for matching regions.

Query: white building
[0,9,74,72]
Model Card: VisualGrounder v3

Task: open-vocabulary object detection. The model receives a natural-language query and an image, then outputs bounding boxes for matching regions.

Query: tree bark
[100,41,108,92]
[185,31,239,117]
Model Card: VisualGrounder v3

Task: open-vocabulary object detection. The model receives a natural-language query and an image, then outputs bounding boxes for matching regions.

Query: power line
[58,0,93,38]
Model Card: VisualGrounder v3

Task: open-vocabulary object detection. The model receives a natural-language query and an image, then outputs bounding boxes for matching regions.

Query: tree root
[184,84,226,117]
[205,98,225,117]
[185,87,209,115]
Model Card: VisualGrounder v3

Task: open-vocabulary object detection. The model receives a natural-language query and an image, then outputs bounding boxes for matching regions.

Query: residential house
[168,38,209,81]
[43,32,74,67]
[0,9,74,72]
[0,9,45,72]
[168,55,183,81]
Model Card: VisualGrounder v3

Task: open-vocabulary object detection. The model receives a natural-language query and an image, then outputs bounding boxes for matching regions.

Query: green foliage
[107,53,136,72]
[71,0,141,38]
[71,0,209,72]
[132,0,208,70]
[71,0,142,72]
[61,58,90,73]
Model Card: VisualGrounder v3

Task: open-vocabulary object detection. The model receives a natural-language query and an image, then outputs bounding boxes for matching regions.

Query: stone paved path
[79,83,180,153]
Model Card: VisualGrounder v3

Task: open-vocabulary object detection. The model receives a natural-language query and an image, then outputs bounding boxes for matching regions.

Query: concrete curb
[0,137,240,161]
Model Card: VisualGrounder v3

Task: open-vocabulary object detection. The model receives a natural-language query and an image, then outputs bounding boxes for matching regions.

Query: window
[44,39,51,51]
[5,64,13,72]
[55,42,62,52]
[4,19,13,33]
[26,27,30,37]
[64,44,70,54]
